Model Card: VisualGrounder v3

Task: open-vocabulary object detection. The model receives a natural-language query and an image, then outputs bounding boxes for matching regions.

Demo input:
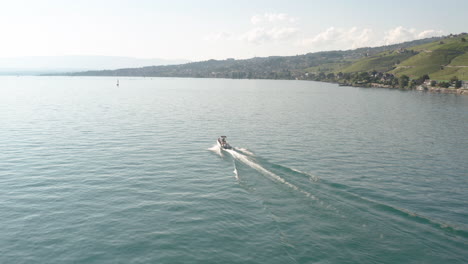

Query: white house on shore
[463,81,468,89]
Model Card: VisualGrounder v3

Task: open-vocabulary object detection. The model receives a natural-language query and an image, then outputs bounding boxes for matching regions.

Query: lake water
[1,76,467,263]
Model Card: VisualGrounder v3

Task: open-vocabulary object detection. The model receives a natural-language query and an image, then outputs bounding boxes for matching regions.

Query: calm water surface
[0,76,467,263]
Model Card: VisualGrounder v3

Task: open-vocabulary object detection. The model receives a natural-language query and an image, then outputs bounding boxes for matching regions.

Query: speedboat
[217,136,232,149]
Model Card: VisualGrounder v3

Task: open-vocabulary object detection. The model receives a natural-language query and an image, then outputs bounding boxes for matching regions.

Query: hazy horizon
[0,55,190,73]
[1,0,466,62]
[0,33,454,73]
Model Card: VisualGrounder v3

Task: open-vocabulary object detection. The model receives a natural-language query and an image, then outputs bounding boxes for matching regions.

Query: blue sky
[0,0,466,61]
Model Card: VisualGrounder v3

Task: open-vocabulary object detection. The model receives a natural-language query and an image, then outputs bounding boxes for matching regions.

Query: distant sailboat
[116,79,119,87]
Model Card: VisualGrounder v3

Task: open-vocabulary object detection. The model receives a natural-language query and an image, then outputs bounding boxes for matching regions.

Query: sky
[0,0,466,61]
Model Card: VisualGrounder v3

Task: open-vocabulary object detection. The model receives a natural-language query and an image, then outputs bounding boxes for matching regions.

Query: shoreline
[4,74,468,95]
[333,81,468,95]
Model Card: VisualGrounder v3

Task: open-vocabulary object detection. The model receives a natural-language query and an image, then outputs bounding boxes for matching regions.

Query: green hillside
[448,52,468,66]
[341,51,414,73]
[340,34,468,80]
[389,49,460,77]
[62,33,467,82]
[305,62,352,73]
[428,67,468,81]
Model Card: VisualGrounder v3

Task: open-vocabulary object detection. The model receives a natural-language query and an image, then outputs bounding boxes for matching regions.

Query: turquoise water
[0,76,467,263]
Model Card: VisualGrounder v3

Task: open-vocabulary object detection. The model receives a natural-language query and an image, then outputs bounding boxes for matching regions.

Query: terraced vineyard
[339,34,468,81]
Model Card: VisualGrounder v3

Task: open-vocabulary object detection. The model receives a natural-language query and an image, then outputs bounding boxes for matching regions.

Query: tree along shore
[309,71,468,95]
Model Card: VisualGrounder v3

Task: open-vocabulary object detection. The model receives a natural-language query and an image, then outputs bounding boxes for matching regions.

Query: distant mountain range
[0,56,189,75]
[57,35,468,81]
[33,34,468,82]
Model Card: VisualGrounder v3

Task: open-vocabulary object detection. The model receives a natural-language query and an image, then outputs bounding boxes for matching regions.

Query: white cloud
[206,15,445,53]
[205,13,300,45]
[298,26,445,51]
[250,15,263,25]
[240,12,300,44]
[417,29,443,39]
[242,26,299,44]
[299,27,376,50]
[383,26,444,45]
[352,28,374,48]
[383,26,417,45]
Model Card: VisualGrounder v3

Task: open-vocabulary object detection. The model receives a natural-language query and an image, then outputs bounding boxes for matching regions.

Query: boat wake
[225,148,317,200]
[210,143,468,240]
[234,147,255,156]
[232,160,239,180]
[208,144,223,157]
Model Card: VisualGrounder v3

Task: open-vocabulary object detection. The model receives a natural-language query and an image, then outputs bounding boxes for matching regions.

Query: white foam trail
[235,147,255,156]
[291,168,320,182]
[208,144,223,157]
[233,161,239,180]
[226,149,316,200]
